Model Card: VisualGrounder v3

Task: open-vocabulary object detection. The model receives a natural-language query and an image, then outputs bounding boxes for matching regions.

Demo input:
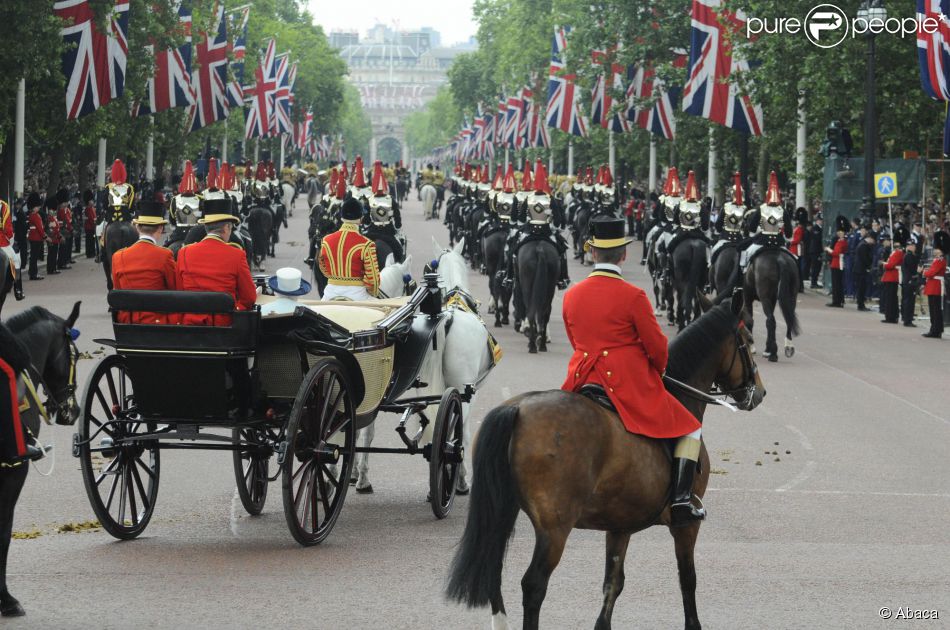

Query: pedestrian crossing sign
[874,172,897,199]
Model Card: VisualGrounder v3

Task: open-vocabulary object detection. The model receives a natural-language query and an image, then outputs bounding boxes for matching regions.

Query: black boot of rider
[557,256,570,290]
[670,457,706,527]
[13,273,24,301]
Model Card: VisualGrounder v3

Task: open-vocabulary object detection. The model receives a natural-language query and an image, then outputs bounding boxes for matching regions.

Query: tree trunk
[46,145,65,195]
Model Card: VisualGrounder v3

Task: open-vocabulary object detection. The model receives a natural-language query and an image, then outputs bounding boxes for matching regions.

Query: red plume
[110,159,127,185]
[352,155,367,187]
[765,170,781,206]
[732,172,744,206]
[492,165,504,190]
[602,165,613,187]
[255,161,268,182]
[503,164,517,193]
[334,169,347,198]
[219,162,233,190]
[340,160,349,183]
[684,170,700,202]
[329,169,339,195]
[521,160,533,191]
[667,167,682,197]
[206,158,219,190]
[585,166,594,186]
[179,161,197,194]
[371,160,388,196]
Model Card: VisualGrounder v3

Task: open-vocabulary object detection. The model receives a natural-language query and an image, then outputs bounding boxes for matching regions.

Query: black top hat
[133,200,168,226]
[586,217,633,250]
[199,198,239,224]
[341,197,363,221]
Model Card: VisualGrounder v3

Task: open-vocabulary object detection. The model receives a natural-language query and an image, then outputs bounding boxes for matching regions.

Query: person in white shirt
[261,267,312,316]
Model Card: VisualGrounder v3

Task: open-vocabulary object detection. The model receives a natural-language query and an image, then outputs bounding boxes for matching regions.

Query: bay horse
[515,239,559,353]
[742,248,801,362]
[447,291,765,630]
[1,302,81,618]
[671,238,708,330]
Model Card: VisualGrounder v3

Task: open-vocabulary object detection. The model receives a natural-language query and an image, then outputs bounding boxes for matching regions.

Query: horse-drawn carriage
[72,274,468,546]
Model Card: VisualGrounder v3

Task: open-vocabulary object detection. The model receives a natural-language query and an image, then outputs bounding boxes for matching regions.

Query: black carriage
[73,274,467,546]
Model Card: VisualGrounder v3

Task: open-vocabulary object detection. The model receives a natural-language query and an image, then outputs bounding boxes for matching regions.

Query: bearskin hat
[893,225,909,247]
[27,192,41,209]
[933,230,950,253]
[834,214,850,233]
[795,207,809,225]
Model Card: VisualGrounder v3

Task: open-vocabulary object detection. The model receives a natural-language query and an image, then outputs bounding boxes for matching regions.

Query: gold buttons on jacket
[603,350,609,356]
[606,371,612,377]
[583,352,588,357]
[575,372,579,378]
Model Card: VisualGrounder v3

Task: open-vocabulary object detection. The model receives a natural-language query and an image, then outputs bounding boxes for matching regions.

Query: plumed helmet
[527,159,552,223]
[369,160,394,224]
[340,197,363,221]
[179,160,197,194]
[110,159,127,185]
[253,161,270,199]
[267,161,277,181]
[351,155,367,187]
[328,169,339,197]
[684,170,700,203]
[492,165,504,191]
[521,160,533,192]
[334,169,347,199]
[765,171,781,206]
[730,172,744,207]
[206,158,219,190]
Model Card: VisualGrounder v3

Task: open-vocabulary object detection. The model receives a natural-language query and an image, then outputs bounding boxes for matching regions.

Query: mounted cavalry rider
[349,155,373,214]
[306,168,344,268]
[505,159,571,290]
[362,160,405,266]
[166,160,201,248]
[651,167,682,267]
[709,172,749,269]
[561,216,706,527]
[665,170,711,261]
[220,161,244,216]
[475,165,505,246]
[0,197,24,301]
[106,158,135,223]
[737,170,792,271]
[591,165,619,221]
[319,197,380,301]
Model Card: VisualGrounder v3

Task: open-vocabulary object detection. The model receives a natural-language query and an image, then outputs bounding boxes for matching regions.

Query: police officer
[900,237,920,327]
[852,230,875,311]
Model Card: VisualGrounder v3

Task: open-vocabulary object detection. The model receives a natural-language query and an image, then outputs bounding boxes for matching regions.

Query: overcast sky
[306,0,478,47]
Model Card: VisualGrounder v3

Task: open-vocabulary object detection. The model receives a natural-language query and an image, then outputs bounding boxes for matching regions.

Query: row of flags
[53,0,333,160]
[435,0,765,161]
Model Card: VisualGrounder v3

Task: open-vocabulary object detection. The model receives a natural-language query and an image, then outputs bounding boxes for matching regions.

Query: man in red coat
[880,233,903,324]
[0,198,24,300]
[824,219,848,307]
[562,217,705,527]
[177,199,257,326]
[111,201,179,324]
[83,190,98,258]
[921,232,948,339]
[26,194,49,281]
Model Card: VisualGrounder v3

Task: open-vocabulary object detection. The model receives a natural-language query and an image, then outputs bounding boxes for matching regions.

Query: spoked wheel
[78,355,159,540]
[233,427,273,515]
[281,359,356,546]
[428,388,464,519]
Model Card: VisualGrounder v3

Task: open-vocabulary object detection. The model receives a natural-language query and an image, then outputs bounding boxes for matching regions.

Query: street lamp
[858,0,887,220]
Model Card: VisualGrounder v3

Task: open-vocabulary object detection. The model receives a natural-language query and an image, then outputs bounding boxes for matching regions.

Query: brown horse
[446,290,765,630]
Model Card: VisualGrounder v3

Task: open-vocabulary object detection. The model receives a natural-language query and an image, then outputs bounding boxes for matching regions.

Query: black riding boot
[670,457,705,527]
[557,256,570,290]
[13,270,24,301]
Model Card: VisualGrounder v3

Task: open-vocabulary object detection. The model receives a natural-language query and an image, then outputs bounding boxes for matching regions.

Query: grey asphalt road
[3,193,948,629]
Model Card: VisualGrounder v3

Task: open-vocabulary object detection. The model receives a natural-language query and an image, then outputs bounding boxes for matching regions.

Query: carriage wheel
[281,358,356,546]
[78,355,159,540]
[232,427,271,516]
[429,388,464,519]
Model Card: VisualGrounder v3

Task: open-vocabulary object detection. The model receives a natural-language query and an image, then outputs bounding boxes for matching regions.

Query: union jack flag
[135,0,193,116]
[271,53,293,135]
[495,97,506,146]
[54,0,129,120]
[503,90,522,148]
[244,39,276,139]
[590,50,632,133]
[189,2,230,131]
[295,108,312,151]
[682,0,763,136]
[917,0,950,154]
[545,26,588,137]
[482,106,495,159]
[226,5,250,108]
[519,86,533,148]
[627,54,686,140]
[528,102,550,148]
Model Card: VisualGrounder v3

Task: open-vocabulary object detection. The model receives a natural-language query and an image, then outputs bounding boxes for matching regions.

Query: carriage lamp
[352,329,386,350]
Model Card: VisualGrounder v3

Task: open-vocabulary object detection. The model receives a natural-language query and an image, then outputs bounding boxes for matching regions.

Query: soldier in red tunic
[111,201,179,324]
[83,190,98,258]
[177,199,257,326]
[561,217,706,527]
[880,229,904,324]
[55,189,74,270]
[0,198,24,300]
[45,197,61,276]
[921,231,948,339]
[824,216,849,307]
[26,193,48,280]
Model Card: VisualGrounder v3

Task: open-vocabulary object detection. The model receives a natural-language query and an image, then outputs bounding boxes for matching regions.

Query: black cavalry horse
[709,243,741,296]
[482,227,510,327]
[671,239,708,330]
[743,248,801,361]
[101,220,137,290]
[246,206,274,271]
[516,239,559,353]
[1,302,81,618]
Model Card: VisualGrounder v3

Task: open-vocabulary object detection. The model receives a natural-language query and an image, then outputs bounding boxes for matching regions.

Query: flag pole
[255,138,260,163]
[279,133,285,170]
[567,138,574,176]
[795,90,807,209]
[707,127,717,204]
[504,146,509,171]
[145,116,155,183]
[13,78,25,197]
[222,116,229,163]
[97,138,107,188]
[608,130,615,177]
[648,135,657,194]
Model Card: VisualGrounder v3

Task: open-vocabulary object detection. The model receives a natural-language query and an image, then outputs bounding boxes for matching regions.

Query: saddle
[578,383,678,464]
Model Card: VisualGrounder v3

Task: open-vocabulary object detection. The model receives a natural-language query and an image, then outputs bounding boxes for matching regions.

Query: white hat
[268,267,312,296]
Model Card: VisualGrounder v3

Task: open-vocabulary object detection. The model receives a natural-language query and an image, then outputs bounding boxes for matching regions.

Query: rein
[27,333,79,424]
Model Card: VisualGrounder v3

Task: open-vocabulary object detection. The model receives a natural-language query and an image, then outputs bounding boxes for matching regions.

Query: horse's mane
[5,306,58,334]
[0,320,32,372]
[666,301,738,381]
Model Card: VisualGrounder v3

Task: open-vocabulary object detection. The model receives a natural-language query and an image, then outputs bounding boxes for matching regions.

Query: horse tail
[725,250,742,294]
[687,242,706,298]
[778,254,802,337]
[527,245,548,327]
[446,404,520,608]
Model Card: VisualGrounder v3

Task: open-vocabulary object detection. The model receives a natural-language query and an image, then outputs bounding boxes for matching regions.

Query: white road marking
[785,424,814,451]
[775,460,818,492]
[229,488,242,538]
[799,351,950,427]
[709,487,950,499]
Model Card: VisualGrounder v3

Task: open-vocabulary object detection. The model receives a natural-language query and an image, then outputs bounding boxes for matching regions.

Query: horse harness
[27,328,79,425]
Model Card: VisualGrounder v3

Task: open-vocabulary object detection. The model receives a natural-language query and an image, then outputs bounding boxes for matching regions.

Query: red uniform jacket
[882,249,903,283]
[84,205,97,232]
[47,215,61,244]
[111,238,180,324]
[923,256,946,297]
[830,238,847,270]
[561,269,701,438]
[789,225,805,257]
[0,201,12,247]
[318,222,380,296]
[27,212,46,242]
[57,206,73,234]
[177,234,257,326]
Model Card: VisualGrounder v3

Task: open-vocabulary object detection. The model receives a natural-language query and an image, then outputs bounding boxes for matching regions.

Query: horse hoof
[494,321,502,328]
[456,478,470,495]
[767,353,778,363]
[539,344,547,352]
[502,317,510,325]
[784,346,795,358]
[1,600,25,617]
[356,484,374,494]
[528,346,538,354]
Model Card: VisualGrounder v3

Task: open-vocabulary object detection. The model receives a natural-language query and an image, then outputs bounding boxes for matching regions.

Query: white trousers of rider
[675,428,702,461]
[322,283,372,301]
[1,244,21,270]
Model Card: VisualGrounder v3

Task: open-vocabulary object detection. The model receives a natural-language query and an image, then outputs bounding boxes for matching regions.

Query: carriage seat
[579,383,616,413]
[255,296,409,332]
[108,290,258,356]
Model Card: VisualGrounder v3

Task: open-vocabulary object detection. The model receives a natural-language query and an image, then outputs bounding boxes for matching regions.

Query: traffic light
[820,120,853,157]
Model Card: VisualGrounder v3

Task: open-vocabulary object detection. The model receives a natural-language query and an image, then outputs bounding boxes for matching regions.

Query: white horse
[420,183,437,220]
[352,239,496,495]
[280,181,296,217]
